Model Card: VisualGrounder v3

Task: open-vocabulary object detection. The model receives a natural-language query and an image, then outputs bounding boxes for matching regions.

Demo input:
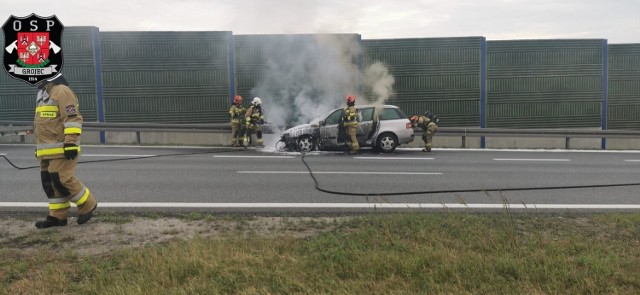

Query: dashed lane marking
[237,171,442,175]
[493,158,571,162]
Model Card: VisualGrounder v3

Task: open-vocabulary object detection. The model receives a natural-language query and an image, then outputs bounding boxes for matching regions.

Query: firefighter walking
[343,95,359,154]
[229,95,246,147]
[410,111,439,152]
[34,74,98,229]
[243,97,265,147]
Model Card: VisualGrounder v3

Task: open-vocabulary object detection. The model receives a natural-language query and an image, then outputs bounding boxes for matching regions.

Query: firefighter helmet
[233,95,243,104]
[346,95,356,104]
[252,97,262,106]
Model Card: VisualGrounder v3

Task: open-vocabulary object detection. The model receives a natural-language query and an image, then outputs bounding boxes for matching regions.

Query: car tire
[297,136,315,152]
[376,133,398,153]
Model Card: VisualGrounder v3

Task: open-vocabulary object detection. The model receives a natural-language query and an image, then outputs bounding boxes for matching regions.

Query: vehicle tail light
[406,123,413,129]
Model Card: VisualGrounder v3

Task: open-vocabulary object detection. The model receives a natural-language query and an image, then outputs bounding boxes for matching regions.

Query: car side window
[380,108,404,120]
[324,109,343,125]
[359,108,374,122]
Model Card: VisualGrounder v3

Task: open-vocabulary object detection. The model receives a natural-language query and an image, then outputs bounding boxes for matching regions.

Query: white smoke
[362,61,395,106]
[249,34,395,150]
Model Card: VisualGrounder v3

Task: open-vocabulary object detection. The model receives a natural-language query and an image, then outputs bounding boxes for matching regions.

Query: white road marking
[214,155,295,159]
[2,202,639,210]
[237,171,442,175]
[82,154,156,157]
[0,153,6,156]
[354,157,434,160]
[493,158,571,162]
[625,160,640,162]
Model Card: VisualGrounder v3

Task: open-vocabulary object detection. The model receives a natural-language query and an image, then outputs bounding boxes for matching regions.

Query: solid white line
[214,155,295,159]
[2,202,640,210]
[355,157,434,160]
[493,158,570,162]
[237,171,442,175]
[82,154,156,157]
[625,160,640,162]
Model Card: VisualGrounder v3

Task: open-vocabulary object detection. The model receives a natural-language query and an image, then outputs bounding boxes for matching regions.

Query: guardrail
[2,121,639,148]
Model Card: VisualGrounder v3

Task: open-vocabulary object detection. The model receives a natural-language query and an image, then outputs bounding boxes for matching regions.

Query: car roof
[354,104,398,109]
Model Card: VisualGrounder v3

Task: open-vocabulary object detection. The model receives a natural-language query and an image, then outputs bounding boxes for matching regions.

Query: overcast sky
[3,0,640,43]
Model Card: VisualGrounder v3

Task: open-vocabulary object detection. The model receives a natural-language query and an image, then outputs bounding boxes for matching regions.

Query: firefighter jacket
[416,116,438,135]
[245,105,264,126]
[229,104,246,124]
[34,83,82,160]
[342,106,358,127]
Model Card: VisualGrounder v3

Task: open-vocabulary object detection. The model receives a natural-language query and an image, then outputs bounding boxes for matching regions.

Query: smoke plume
[248,34,395,149]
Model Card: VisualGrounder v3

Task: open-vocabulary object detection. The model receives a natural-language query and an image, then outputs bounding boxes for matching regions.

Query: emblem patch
[2,14,64,85]
[65,105,76,115]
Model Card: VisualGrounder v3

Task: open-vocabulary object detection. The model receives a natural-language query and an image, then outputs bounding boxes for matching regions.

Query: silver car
[278,104,415,153]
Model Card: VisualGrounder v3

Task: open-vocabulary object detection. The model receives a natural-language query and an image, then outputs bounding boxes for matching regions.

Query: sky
[2,0,640,43]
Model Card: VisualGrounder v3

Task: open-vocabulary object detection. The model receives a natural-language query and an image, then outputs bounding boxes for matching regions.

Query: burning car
[277,104,415,153]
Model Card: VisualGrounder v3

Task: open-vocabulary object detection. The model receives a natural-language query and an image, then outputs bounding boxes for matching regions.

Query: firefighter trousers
[40,158,97,220]
[230,121,244,146]
[346,125,359,153]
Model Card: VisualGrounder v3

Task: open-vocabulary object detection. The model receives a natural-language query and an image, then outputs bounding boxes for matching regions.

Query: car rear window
[380,108,405,120]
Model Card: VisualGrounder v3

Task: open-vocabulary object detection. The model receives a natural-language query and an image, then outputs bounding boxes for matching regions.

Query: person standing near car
[243,97,265,147]
[33,74,98,228]
[343,95,359,154]
[229,95,246,147]
[410,111,439,152]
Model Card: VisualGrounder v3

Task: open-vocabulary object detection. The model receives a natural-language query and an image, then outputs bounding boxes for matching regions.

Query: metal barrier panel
[99,31,231,123]
[608,44,640,130]
[487,39,605,128]
[362,37,484,127]
[0,26,98,121]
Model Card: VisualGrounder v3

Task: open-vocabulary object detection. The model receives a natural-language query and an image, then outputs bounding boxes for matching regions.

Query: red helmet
[233,95,243,104]
[346,95,356,104]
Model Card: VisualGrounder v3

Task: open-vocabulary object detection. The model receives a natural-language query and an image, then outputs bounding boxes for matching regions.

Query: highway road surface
[2,144,640,214]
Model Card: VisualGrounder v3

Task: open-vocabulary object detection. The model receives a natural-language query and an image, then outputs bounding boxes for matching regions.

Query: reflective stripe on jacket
[34,84,83,160]
[343,106,358,126]
[229,104,246,124]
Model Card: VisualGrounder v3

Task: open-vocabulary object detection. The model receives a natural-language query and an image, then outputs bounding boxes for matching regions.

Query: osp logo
[2,14,64,85]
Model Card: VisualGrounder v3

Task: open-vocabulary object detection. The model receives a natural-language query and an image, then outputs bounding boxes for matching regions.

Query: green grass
[1,213,639,294]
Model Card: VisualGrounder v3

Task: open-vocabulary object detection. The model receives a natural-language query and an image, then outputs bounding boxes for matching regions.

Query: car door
[319,108,344,148]
[357,107,374,146]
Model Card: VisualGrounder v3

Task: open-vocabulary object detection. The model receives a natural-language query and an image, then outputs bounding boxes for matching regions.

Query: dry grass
[1,213,639,294]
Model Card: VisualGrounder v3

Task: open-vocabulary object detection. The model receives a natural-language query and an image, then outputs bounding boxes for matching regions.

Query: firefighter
[343,95,359,154]
[33,74,98,229]
[410,111,439,152]
[243,97,265,147]
[229,95,246,147]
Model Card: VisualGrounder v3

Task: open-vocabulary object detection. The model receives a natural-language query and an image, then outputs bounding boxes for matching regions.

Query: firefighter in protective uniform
[410,111,439,152]
[34,74,98,229]
[243,97,265,147]
[343,95,359,154]
[229,95,246,147]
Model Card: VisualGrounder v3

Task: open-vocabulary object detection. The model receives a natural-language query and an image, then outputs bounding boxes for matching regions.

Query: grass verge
[1,213,639,294]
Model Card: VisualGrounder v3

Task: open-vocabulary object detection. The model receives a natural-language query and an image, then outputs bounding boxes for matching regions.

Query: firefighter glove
[63,144,79,160]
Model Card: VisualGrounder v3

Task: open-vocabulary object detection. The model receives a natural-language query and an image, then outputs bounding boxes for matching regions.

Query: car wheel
[376,133,398,153]
[297,136,315,152]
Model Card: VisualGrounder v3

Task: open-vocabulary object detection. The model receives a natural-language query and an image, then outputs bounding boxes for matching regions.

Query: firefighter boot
[78,203,97,225]
[35,215,68,229]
